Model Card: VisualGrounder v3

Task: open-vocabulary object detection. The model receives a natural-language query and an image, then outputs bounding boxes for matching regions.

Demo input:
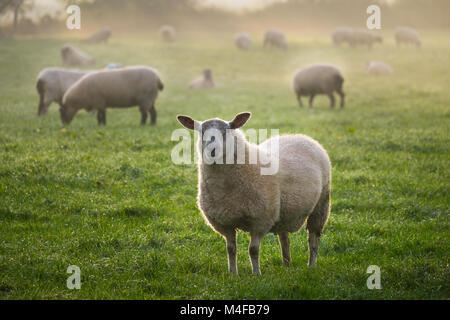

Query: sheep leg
[296,94,303,108]
[149,104,157,125]
[306,187,331,266]
[38,94,50,116]
[249,233,263,275]
[327,93,335,109]
[277,232,291,266]
[139,106,147,125]
[307,232,319,266]
[224,230,238,275]
[97,109,106,125]
[308,94,316,108]
[336,89,345,108]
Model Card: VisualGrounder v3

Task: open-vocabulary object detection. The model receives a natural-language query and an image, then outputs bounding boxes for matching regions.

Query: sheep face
[203,69,213,80]
[177,112,251,164]
[59,103,78,124]
[61,47,71,60]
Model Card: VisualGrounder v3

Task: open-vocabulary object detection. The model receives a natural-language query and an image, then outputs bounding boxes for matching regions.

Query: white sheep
[61,66,163,125]
[292,64,345,108]
[395,27,421,48]
[366,61,393,75]
[332,28,382,48]
[263,29,287,51]
[83,27,111,44]
[189,69,215,89]
[36,68,92,116]
[176,112,331,275]
[235,32,251,50]
[159,25,176,43]
[61,44,95,67]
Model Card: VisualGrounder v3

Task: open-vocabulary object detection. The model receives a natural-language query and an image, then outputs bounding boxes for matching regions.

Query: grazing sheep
[36,68,92,116]
[61,44,95,67]
[395,27,421,48]
[61,66,163,125]
[189,69,215,89]
[332,27,354,46]
[292,64,345,108]
[176,112,331,275]
[83,27,111,44]
[263,29,287,51]
[366,61,393,75]
[235,32,251,50]
[350,29,382,48]
[159,25,176,43]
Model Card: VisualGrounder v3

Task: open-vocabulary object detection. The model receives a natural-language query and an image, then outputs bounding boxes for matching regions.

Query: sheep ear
[229,112,251,129]
[177,115,197,130]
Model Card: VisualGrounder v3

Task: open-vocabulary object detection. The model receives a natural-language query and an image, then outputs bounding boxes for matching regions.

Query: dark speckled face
[177,112,251,164]
[200,119,230,159]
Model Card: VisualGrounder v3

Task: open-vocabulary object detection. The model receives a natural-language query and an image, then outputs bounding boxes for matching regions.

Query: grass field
[0,30,449,299]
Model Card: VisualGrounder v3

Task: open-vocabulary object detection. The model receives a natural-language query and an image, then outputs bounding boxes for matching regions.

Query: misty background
[0,0,448,37]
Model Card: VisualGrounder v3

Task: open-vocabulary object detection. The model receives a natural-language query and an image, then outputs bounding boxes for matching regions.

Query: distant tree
[0,0,25,33]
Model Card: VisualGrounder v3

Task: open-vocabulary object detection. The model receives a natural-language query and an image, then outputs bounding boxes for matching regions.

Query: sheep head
[177,112,251,164]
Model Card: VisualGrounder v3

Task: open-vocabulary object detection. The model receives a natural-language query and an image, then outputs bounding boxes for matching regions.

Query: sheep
[366,61,393,75]
[189,69,215,89]
[159,25,176,43]
[36,64,123,116]
[235,32,251,50]
[395,27,421,48]
[83,27,111,44]
[350,29,382,48]
[263,29,287,51]
[292,64,345,109]
[60,66,163,126]
[36,68,92,116]
[176,112,331,275]
[332,27,354,46]
[61,44,95,67]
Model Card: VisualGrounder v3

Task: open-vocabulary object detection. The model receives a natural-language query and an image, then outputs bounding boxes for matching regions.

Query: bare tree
[12,0,24,32]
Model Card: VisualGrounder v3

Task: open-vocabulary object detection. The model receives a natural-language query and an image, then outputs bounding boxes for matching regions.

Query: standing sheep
[159,25,176,43]
[235,32,251,50]
[263,29,287,51]
[293,64,345,109]
[176,112,331,275]
[350,29,382,48]
[83,27,111,44]
[61,44,95,67]
[395,27,421,48]
[366,61,393,75]
[332,27,354,46]
[189,69,215,89]
[36,68,92,116]
[61,66,163,125]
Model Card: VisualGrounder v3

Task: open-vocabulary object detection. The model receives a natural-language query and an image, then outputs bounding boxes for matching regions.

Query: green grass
[0,30,449,299]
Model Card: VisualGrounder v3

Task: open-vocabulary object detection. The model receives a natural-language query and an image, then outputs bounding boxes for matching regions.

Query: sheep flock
[34,24,422,275]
